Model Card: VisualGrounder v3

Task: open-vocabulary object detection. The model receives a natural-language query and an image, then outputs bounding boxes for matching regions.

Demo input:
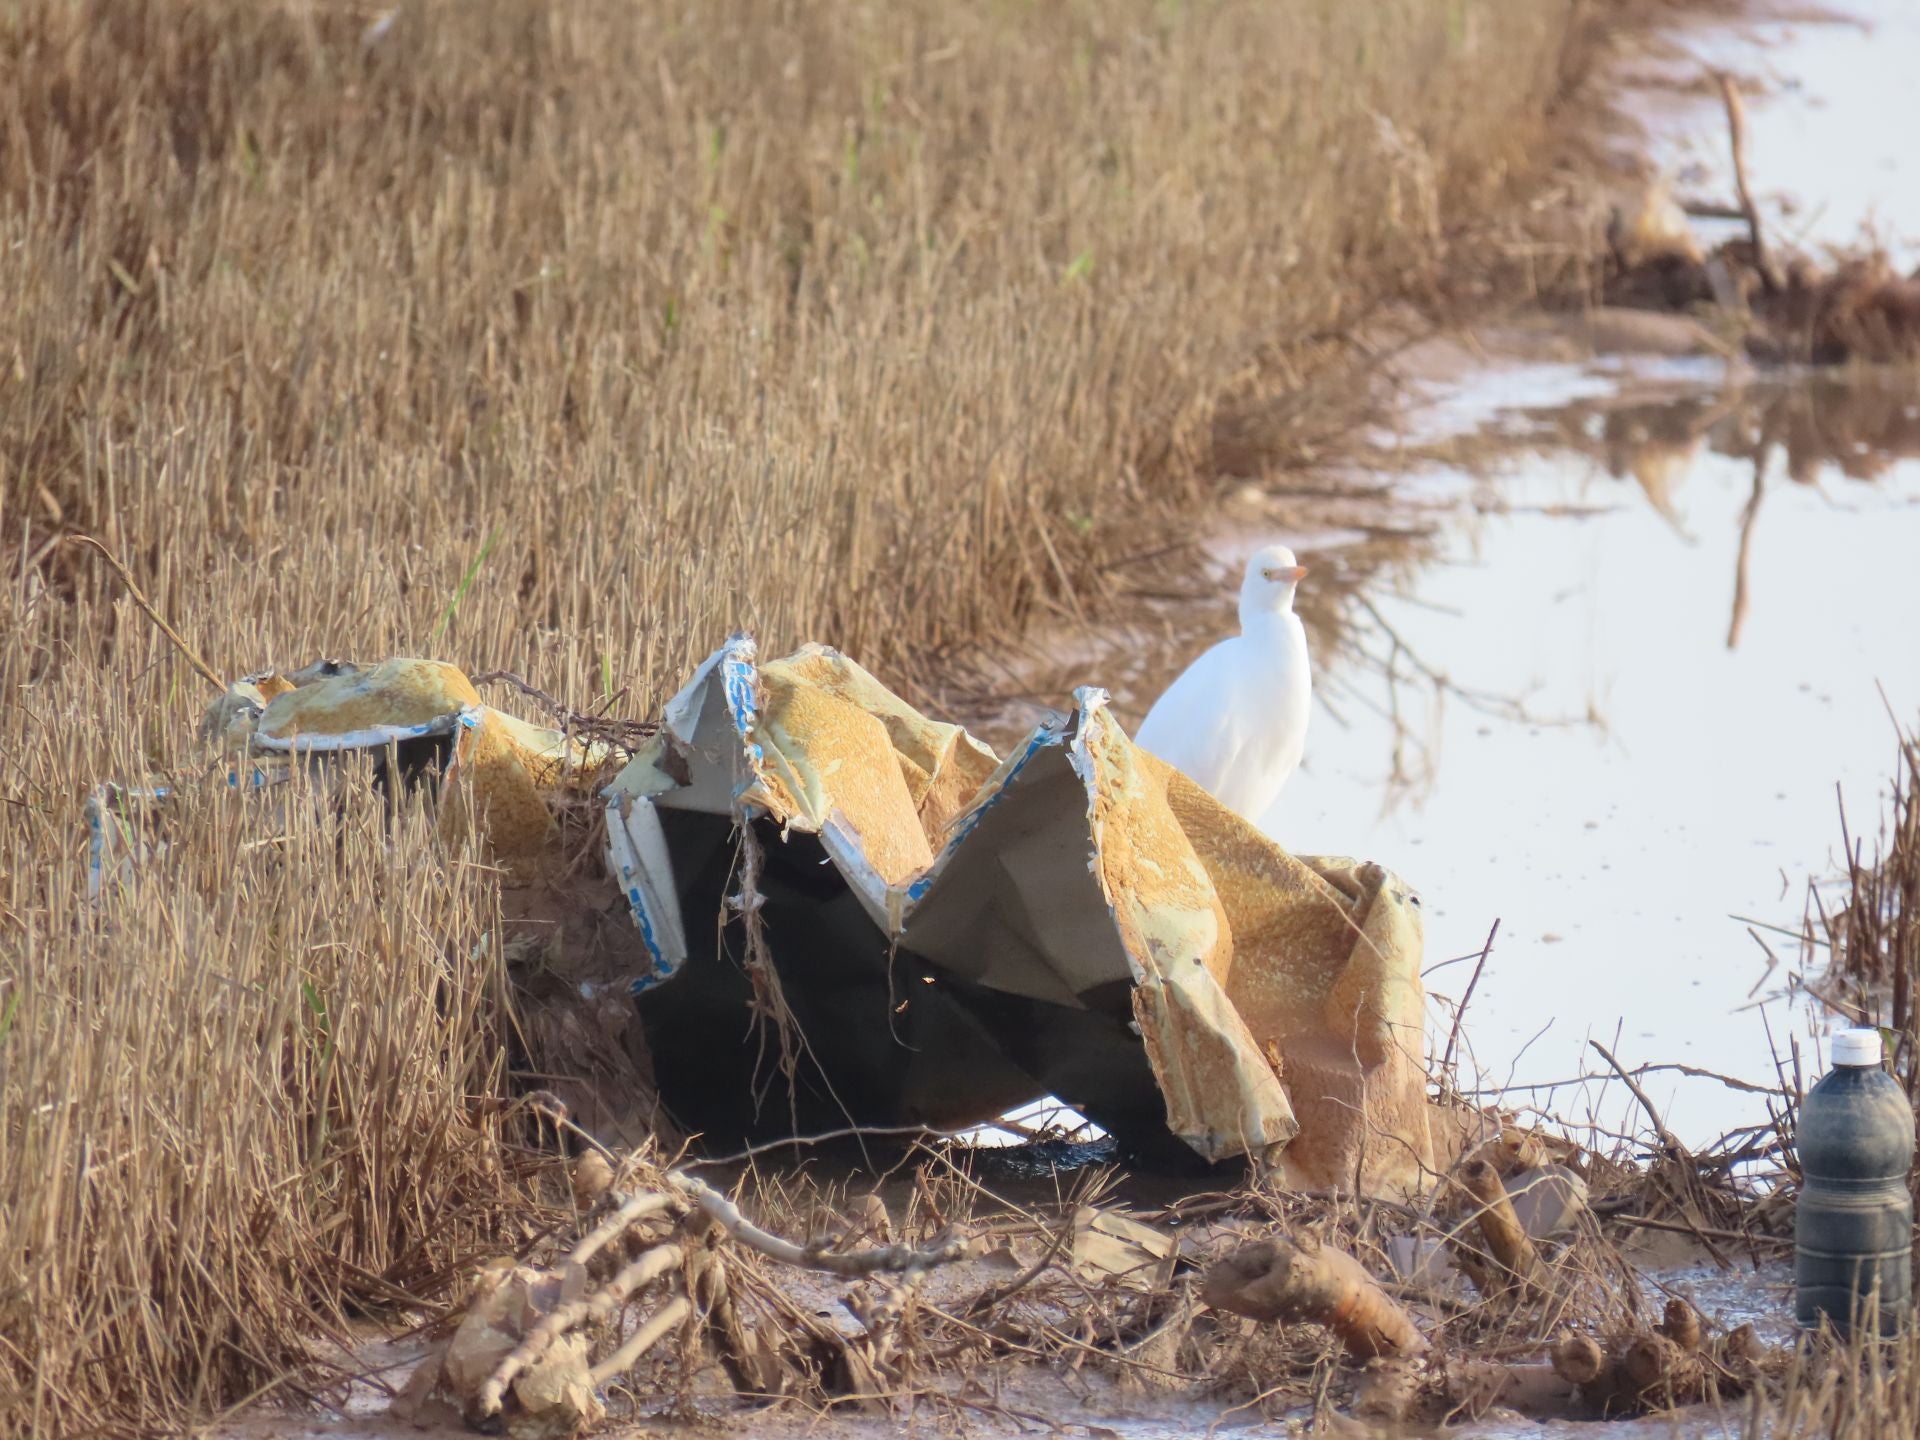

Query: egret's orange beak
[1264,564,1309,583]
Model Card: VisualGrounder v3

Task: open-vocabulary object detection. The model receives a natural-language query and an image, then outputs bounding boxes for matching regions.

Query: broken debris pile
[403,1130,1787,1436]
[91,657,614,896]
[92,637,1434,1193]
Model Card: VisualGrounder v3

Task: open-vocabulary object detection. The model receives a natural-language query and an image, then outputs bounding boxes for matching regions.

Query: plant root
[396,1160,989,1436]
[1201,1233,1429,1360]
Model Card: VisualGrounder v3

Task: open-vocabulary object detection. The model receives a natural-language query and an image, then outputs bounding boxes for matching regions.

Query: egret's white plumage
[1133,544,1312,827]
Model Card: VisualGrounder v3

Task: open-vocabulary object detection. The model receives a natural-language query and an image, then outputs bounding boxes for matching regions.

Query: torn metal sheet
[85,782,174,901]
[232,658,608,871]
[90,659,613,902]
[606,637,1435,1193]
[86,657,669,1152]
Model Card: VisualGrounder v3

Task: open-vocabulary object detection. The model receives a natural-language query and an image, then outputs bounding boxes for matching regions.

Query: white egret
[1133,544,1312,827]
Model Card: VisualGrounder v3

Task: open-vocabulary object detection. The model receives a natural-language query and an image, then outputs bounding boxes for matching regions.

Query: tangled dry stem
[443,1158,1000,1429]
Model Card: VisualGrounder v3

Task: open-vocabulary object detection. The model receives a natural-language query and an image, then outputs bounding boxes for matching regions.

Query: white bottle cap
[1832,1028,1883,1067]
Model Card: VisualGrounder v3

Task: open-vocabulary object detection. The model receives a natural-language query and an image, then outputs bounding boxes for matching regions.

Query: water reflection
[1508,375,1920,653]
[947,374,1920,797]
[1539,375,1920,491]
[1305,372,1920,1139]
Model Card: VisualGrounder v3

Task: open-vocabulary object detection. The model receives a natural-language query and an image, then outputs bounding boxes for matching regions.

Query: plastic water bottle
[1794,1028,1915,1336]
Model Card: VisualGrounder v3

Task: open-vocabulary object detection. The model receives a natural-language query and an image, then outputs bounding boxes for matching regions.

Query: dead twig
[669,1172,982,1276]
[585,1294,692,1386]
[963,1214,1074,1319]
[1713,72,1780,295]
[1440,919,1500,1080]
[71,535,225,692]
[1589,1041,1683,1159]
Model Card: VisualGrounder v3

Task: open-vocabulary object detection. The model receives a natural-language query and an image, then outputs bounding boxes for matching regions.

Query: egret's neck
[1239,592,1299,637]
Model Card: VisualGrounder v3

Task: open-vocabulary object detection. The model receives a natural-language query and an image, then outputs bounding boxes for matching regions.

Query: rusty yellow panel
[439,710,560,869]
[165,638,1435,1193]
[1074,702,1299,1164]
[761,645,1001,842]
[755,675,935,887]
[1170,767,1434,1196]
[254,659,481,748]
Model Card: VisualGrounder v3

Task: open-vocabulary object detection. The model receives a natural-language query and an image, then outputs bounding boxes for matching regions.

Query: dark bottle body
[1794,1060,1915,1336]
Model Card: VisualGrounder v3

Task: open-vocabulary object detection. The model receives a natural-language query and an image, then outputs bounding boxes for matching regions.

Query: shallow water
[968,369,1920,1154]
[862,8,1918,1430]
[966,374,1920,1153]
[1281,373,1920,1144]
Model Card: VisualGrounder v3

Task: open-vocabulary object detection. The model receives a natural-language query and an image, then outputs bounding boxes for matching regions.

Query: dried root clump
[1192,1148,1783,1430]
[394,1152,989,1437]
[1528,1303,1777,1419]
[1258,1286,1778,1427]
[1599,74,1920,365]
[1202,1233,1428,1360]
[394,1101,1795,1440]
[396,1160,686,1437]
[1448,1157,1550,1299]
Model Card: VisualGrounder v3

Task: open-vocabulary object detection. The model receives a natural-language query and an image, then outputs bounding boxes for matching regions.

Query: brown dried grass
[1810,715,1920,1095]
[1738,1318,1920,1436]
[2,0,1596,1432]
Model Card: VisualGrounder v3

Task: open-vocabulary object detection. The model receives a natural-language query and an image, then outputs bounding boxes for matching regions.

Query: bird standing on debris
[1133,544,1312,829]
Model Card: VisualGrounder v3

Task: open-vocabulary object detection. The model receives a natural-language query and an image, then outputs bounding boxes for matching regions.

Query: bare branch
[670,1173,981,1276]
[587,1295,693,1386]
[476,1244,685,1417]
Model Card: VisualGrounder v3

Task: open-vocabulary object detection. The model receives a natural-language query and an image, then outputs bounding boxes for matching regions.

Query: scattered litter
[1070,1206,1178,1289]
[1507,1163,1590,1242]
[90,657,613,894]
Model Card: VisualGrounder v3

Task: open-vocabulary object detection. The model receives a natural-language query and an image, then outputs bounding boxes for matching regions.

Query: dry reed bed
[2,0,1598,1432]
[1746,1323,1920,1436]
